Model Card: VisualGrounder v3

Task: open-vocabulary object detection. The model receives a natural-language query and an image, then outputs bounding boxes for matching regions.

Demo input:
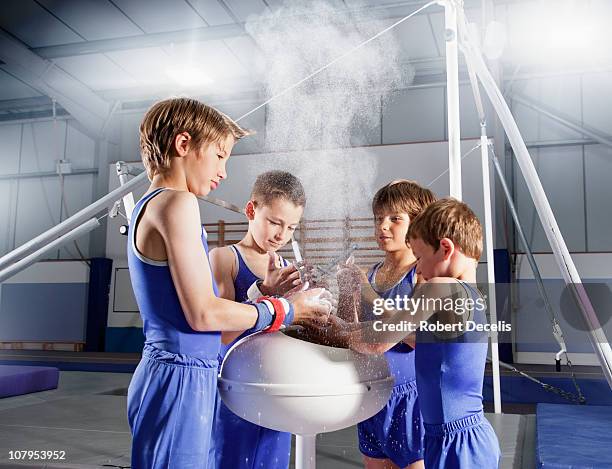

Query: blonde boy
[127,99,329,468]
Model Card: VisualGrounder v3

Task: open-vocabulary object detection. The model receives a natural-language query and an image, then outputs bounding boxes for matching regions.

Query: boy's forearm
[320,329,352,348]
[360,281,379,311]
[200,297,259,331]
[359,282,401,322]
[288,323,351,348]
[348,326,395,354]
[336,292,361,323]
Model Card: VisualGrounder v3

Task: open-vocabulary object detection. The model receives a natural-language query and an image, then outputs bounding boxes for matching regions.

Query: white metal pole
[0,170,148,271]
[461,27,612,389]
[480,128,502,414]
[457,7,502,413]
[0,217,100,283]
[116,162,136,220]
[295,434,316,469]
[443,0,462,199]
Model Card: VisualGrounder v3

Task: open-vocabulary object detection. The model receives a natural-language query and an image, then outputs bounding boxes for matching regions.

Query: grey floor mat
[0,372,535,468]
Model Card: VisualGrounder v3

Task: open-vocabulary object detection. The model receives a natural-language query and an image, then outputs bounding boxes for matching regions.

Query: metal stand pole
[295,434,317,469]
[443,0,463,199]
[479,127,502,413]
[457,5,502,413]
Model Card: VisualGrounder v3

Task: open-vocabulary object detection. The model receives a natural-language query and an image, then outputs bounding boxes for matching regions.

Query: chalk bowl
[218,330,393,435]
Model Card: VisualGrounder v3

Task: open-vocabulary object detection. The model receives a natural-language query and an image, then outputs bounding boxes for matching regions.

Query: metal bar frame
[458,11,612,389]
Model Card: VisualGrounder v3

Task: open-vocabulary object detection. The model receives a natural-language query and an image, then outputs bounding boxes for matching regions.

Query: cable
[426,142,483,188]
[235,1,439,123]
[488,357,585,404]
[51,100,90,267]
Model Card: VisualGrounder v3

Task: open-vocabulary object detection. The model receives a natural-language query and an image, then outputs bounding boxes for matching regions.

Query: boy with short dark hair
[209,170,309,469]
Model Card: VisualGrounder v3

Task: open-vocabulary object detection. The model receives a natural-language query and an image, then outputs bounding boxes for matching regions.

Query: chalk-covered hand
[260,251,302,296]
[335,258,366,322]
[287,288,334,326]
[294,262,329,290]
[336,257,367,292]
[297,314,353,348]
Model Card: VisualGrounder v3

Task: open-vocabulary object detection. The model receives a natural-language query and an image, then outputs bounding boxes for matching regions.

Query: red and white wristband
[254,296,294,333]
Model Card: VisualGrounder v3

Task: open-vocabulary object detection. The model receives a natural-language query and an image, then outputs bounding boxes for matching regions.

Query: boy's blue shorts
[358,380,425,466]
[423,411,500,469]
[127,344,218,469]
[211,397,291,469]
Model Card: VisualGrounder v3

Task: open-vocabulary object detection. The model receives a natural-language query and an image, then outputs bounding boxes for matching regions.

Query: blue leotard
[357,263,424,466]
[211,245,292,469]
[127,188,221,468]
[415,280,500,468]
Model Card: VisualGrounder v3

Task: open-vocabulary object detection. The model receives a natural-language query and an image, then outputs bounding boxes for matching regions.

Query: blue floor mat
[537,403,612,468]
[0,365,59,398]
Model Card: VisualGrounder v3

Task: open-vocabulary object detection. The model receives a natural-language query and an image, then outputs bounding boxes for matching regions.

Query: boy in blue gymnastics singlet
[126,98,331,469]
[323,198,500,468]
[209,170,308,469]
[337,180,435,469]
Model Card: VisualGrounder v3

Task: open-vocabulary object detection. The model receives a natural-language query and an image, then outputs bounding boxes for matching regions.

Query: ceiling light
[165,65,214,87]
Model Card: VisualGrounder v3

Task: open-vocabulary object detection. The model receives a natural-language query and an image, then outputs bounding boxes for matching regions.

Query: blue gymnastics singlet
[357,263,424,466]
[212,244,291,469]
[415,280,500,468]
[127,188,221,469]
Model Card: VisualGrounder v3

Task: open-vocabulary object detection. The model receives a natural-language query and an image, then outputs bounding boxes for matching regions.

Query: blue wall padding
[105,327,145,353]
[494,249,511,283]
[0,283,87,341]
[0,365,59,398]
[493,249,513,363]
[484,375,612,406]
[85,258,113,352]
[536,403,612,468]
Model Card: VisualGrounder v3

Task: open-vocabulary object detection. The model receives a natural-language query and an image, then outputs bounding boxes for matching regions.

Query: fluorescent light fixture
[165,65,214,87]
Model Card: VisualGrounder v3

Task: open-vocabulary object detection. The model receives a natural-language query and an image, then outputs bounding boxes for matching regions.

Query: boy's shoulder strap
[407,264,418,287]
[131,187,167,223]
[228,244,241,277]
[367,261,382,285]
[369,261,382,276]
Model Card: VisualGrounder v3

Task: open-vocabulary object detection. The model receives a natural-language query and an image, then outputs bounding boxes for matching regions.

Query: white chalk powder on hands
[305,289,334,315]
